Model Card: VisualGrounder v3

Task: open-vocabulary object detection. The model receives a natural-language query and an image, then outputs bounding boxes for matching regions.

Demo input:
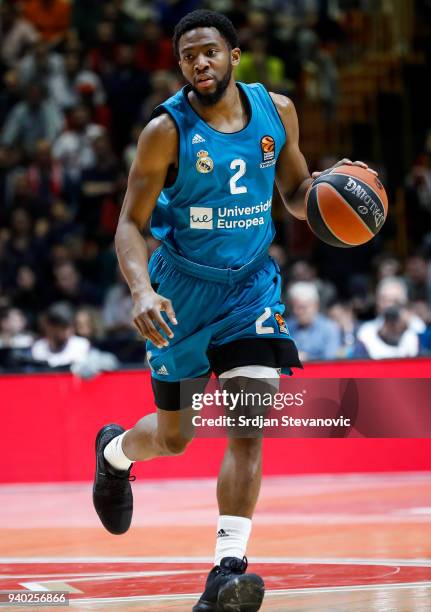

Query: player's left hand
[312,158,378,180]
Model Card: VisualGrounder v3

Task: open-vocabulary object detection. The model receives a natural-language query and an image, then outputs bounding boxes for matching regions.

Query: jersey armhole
[150,106,182,192]
[264,86,288,143]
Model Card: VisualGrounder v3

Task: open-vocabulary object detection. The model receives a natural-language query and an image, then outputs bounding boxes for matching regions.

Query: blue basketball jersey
[150,82,286,269]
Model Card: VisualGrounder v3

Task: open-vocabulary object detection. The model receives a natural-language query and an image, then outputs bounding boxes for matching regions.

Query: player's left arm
[270,93,377,220]
[270,93,311,220]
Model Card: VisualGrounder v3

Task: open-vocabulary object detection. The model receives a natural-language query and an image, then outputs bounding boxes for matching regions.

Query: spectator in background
[327,300,368,359]
[18,40,64,89]
[286,281,341,361]
[86,21,118,76]
[156,0,201,33]
[50,261,102,307]
[0,307,34,349]
[141,70,181,123]
[0,145,16,218]
[235,37,288,92]
[52,105,105,182]
[79,134,120,232]
[288,258,337,308]
[31,302,90,367]
[101,268,147,363]
[75,306,105,344]
[238,10,269,44]
[48,51,81,110]
[404,253,431,304]
[46,199,78,243]
[102,267,134,335]
[358,276,426,338]
[0,1,39,68]
[49,52,107,112]
[374,254,402,282]
[23,0,71,47]
[357,277,424,359]
[99,0,137,43]
[7,172,38,212]
[103,44,148,151]
[11,265,43,319]
[409,299,431,355]
[357,305,419,360]
[121,0,157,22]
[0,70,22,130]
[74,72,107,112]
[25,139,65,215]
[1,82,64,154]
[3,207,42,288]
[405,152,431,243]
[135,20,176,72]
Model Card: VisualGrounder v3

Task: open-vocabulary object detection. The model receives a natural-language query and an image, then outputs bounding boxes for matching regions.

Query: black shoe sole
[217,574,265,611]
[192,601,217,611]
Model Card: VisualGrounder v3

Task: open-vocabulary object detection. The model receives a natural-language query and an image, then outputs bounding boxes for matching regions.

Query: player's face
[178,27,240,106]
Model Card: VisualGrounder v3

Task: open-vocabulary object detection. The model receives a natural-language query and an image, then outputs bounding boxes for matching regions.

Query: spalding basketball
[305,165,388,247]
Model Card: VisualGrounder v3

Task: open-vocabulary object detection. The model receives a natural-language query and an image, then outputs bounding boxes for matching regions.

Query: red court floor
[1,472,431,611]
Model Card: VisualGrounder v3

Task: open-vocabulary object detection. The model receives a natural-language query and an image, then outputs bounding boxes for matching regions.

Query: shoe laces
[218,556,248,576]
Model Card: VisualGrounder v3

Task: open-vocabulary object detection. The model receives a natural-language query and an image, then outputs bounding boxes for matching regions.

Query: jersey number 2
[229,159,247,194]
[255,307,275,335]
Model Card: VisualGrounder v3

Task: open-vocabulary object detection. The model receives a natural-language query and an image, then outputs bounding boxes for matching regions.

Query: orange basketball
[305,165,388,247]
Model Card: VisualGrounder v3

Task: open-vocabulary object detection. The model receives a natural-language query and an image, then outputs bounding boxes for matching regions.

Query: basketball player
[93,10,372,611]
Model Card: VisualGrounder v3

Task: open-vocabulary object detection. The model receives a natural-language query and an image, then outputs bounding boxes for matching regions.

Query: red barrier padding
[3,359,431,483]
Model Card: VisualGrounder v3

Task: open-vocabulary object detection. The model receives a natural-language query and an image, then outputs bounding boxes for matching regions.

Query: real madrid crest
[196,150,214,173]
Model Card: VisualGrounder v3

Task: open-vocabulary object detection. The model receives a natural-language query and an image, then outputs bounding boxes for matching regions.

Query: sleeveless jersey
[150,82,286,269]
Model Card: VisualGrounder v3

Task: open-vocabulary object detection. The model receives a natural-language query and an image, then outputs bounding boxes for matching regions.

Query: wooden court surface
[1,472,431,611]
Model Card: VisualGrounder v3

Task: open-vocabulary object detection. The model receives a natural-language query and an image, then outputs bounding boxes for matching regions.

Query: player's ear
[231,47,241,66]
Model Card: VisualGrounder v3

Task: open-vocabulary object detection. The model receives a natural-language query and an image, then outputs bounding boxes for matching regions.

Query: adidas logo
[217,529,229,538]
[156,365,169,376]
[192,133,205,144]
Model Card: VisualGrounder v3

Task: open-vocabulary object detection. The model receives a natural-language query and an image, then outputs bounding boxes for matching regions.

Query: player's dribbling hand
[132,290,177,348]
[312,158,378,180]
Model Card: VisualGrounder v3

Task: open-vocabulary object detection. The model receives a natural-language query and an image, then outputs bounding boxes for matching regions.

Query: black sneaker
[92,424,135,535]
[193,557,265,612]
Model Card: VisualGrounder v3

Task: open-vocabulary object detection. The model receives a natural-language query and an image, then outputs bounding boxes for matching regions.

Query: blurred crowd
[0,0,431,372]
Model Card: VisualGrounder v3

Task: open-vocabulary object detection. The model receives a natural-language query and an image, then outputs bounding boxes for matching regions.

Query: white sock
[214,515,252,566]
[103,431,133,470]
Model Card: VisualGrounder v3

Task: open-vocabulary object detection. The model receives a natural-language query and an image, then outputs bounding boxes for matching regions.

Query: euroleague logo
[260,135,276,168]
[275,313,289,335]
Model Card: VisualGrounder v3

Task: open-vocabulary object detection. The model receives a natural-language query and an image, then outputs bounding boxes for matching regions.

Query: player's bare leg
[193,376,270,611]
[122,409,193,460]
[217,437,262,518]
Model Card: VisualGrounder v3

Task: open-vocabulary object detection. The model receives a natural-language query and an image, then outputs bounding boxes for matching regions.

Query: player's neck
[188,81,248,133]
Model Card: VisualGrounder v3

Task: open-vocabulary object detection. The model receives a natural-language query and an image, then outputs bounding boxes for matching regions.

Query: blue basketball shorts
[147,247,301,409]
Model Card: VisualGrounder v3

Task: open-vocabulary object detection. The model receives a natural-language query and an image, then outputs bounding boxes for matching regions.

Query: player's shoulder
[132,112,178,170]
[143,113,178,141]
[268,92,296,117]
[137,113,178,159]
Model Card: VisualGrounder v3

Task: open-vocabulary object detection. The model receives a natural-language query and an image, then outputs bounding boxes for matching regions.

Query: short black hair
[45,302,74,327]
[173,10,238,59]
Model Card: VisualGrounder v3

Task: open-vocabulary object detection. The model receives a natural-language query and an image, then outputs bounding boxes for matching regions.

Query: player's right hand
[132,290,177,348]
